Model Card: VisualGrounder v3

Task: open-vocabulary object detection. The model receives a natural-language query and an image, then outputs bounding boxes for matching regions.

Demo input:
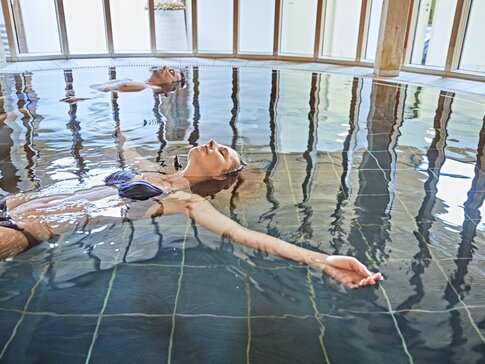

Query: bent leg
[0,227,29,259]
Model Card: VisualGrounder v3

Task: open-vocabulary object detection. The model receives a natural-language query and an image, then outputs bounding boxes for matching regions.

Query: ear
[212,175,227,181]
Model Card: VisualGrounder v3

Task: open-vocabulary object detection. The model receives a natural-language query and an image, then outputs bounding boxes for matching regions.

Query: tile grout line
[0,264,49,360]
[282,154,330,364]
[2,304,484,319]
[167,220,190,364]
[355,221,414,364]
[84,225,131,364]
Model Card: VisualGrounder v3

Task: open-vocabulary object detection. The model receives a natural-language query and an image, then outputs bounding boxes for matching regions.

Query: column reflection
[296,73,320,240]
[349,80,405,263]
[0,74,20,193]
[187,67,200,146]
[397,90,454,311]
[330,77,362,251]
[445,115,485,302]
[229,67,239,150]
[259,71,280,229]
[63,69,87,182]
[108,67,127,169]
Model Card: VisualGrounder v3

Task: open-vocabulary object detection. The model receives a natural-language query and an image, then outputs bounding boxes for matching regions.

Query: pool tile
[104,264,179,314]
[0,314,97,364]
[176,266,247,316]
[323,312,411,364]
[394,310,485,363]
[171,316,247,363]
[0,310,21,350]
[0,262,38,310]
[249,265,314,317]
[182,228,246,266]
[249,317,324,364]
[436,257,485,308]
[375,259,461,311]
[28,264,113,314]
[123,221,184,264]
[90,316,172,364]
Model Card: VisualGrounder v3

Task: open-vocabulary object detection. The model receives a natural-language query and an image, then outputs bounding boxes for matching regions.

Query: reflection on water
[0,66,484,363]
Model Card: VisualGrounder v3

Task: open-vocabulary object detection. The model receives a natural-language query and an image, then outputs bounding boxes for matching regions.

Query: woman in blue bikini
[0,139,382,288]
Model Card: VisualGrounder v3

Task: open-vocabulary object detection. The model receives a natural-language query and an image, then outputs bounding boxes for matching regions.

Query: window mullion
[445,0,470,73]
[55,0,69,57]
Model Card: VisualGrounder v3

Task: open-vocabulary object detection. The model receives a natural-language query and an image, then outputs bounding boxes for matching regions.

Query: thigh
[0,226,29,259]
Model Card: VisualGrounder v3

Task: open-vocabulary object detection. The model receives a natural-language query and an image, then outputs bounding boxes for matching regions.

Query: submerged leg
[0,226,29,259]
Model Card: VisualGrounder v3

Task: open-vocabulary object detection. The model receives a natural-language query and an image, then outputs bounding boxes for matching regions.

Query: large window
[320,0,362,60]
[459,1,485,73]
[197,0,232,53]
[363,0,382,61]
[63,0,107,54]
[12,0,61,54]
[239,0,275,54]
[111,0,150,53]
[409,0,457,68]
[280,0,318,56]
[155,0,192,52]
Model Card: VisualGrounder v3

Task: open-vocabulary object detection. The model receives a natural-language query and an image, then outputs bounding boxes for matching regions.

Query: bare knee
[0,227,29,259]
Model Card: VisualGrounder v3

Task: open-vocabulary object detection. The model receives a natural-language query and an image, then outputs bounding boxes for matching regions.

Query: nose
[208,139,217,148]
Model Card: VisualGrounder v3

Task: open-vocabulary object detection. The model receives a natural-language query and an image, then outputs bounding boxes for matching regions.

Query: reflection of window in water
[158,86,190,141]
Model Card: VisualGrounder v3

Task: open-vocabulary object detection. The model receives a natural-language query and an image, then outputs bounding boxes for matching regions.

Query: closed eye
[219,148,226,157]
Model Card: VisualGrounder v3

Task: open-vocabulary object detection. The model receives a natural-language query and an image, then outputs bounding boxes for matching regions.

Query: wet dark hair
[224,159,247,176]
[190,173,241,198]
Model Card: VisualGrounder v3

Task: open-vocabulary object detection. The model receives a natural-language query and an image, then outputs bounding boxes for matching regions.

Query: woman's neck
[162,172,205,192]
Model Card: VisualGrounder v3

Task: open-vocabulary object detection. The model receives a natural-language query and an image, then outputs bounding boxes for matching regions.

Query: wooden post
[374,0,412,77]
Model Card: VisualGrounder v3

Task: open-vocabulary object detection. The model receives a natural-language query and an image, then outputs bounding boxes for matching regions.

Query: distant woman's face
[148,66,182,85]
[186,140,241,178]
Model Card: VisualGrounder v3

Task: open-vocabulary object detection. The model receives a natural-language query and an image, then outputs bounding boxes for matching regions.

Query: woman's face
[148,66,182,85]
[186,140,241,178]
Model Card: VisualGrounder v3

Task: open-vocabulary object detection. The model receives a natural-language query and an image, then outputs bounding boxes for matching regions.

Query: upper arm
[154,192,241,237]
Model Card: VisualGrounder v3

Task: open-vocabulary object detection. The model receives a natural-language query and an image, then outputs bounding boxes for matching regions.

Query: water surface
[0,66,484,363]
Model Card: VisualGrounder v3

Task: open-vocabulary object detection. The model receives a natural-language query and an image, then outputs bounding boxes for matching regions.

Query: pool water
[0,65,484,363]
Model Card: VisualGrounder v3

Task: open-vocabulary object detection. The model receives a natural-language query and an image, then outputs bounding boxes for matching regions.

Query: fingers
[354,273,383,289]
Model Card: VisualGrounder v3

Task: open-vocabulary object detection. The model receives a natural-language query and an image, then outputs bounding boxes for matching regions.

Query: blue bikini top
[104,170,165,201]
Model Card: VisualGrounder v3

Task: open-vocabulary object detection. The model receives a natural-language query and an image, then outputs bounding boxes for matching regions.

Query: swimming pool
[0,64,484,363]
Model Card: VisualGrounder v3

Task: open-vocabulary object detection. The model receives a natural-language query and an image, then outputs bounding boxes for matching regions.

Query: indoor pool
[0,64,484,363]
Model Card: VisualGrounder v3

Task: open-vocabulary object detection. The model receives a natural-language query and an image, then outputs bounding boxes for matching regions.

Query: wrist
[305,252,328,267]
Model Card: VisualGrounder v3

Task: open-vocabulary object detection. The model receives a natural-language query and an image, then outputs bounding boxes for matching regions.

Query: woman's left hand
[321,255,383,289]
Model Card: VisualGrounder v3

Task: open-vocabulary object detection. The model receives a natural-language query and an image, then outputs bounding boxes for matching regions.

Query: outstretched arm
[166,193,382,289]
